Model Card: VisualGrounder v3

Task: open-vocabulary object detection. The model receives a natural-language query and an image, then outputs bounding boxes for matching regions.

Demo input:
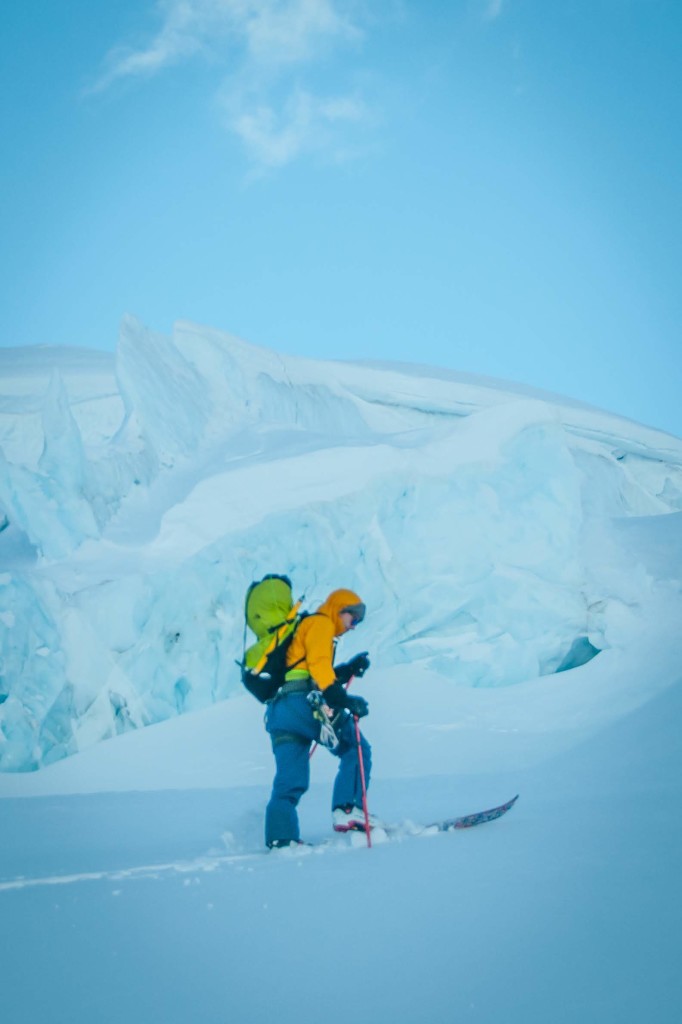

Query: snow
[1,319,681,1023]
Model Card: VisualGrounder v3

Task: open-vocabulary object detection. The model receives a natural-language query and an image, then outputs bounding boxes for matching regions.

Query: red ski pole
[353,714,372,849]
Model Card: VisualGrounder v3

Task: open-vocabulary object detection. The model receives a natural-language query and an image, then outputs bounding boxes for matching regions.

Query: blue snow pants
[264,692,372,847]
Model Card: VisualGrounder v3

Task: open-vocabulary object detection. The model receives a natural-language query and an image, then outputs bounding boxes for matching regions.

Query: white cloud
[482,0,504,21]
[90,0,207,92]
[229,87,367,168]
[239,0,360,65]
[90,0,367,167]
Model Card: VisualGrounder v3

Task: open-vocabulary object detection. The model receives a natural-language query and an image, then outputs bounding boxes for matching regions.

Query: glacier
[1,315,682,772]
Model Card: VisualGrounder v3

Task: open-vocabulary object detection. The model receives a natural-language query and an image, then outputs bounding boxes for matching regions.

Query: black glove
[323,681,369,718]
[335,652,370,683]
[345,694,369,719]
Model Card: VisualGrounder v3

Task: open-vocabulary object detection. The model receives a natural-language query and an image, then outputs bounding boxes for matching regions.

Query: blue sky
[1,1,681,436]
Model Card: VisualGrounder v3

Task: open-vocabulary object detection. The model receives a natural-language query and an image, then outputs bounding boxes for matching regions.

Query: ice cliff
[1,316,681,771]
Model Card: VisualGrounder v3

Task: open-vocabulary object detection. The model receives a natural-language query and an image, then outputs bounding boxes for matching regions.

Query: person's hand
[322,682,369,718]
[345,694,369,719]
[347,652,370,678]
[335,652,370,683]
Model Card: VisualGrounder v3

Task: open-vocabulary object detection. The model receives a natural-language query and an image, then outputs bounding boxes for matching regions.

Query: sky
[1,0,681,437]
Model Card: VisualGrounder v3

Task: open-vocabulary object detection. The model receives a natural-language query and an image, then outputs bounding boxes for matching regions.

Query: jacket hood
[317,588,364,636]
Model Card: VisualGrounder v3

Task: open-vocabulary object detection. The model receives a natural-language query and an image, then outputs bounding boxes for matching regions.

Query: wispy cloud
[90,0,367,169]
[482,0,504,22]
[228,87,368,168]
[237,0,361,65]
[90,1,205,89]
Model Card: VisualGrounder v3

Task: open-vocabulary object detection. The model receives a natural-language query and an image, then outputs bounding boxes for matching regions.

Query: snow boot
[332,804,383,833]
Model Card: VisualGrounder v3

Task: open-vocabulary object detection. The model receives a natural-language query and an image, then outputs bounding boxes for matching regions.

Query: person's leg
[330,714,372,811]
[265,733,311,846]
[264,693,319,847]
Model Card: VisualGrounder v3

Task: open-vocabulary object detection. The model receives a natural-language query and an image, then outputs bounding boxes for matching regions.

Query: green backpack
[241,574,305,703]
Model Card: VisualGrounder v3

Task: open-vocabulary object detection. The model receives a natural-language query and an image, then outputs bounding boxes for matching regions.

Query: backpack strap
[282,612,329,685]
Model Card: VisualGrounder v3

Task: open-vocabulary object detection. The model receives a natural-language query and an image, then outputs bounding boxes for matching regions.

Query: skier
[264,587,378,848]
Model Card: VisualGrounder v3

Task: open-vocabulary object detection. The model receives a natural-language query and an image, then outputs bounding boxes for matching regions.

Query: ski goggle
[342,603,366,626]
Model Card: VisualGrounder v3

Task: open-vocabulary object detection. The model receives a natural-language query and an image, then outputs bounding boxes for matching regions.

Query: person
[264,587,378,849]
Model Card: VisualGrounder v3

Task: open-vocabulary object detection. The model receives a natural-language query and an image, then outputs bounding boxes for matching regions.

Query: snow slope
[1,320,681,1023]
[1,608,680,1024]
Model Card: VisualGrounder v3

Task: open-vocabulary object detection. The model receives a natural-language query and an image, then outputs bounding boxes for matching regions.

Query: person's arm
[303,616,337,690]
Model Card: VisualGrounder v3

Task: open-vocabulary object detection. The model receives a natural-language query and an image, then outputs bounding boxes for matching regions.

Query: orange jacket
[285,588,363,691]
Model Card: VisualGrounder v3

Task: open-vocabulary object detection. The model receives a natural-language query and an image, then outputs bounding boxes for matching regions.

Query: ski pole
[353,714,372,849]
[309,677,354,760]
